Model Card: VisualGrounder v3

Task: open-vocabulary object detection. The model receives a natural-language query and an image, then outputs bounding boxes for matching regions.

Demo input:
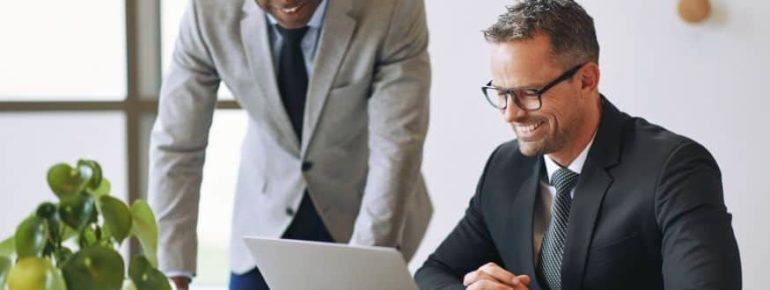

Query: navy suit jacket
[415,98,741,290]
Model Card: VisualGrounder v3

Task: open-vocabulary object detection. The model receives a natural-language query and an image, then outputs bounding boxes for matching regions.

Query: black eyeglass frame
[481,63,586,111]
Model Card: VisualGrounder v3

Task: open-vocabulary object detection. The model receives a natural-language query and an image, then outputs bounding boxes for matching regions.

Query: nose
[503,99,527,123]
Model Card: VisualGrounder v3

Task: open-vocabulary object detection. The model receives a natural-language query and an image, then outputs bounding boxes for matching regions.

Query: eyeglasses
[481,63,585,111]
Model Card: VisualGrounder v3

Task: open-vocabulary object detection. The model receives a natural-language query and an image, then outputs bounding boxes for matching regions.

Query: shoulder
[187,0,244,22]
[191,0,243,12]
[347,0,425,24]
[627,116,711,156]
[619,116,719,177]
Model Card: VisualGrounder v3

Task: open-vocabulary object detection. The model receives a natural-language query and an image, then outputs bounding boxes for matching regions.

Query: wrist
[170,276,191,290]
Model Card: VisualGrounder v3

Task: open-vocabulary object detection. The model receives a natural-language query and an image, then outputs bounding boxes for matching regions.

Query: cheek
[543,106,570,135]
[255,1,271,11]
[543,94,576,127]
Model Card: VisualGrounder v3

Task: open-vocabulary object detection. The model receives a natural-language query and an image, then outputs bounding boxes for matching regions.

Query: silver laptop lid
[243,237,418,290]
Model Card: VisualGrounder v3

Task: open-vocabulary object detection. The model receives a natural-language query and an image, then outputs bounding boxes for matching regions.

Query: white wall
[415,0,770,289]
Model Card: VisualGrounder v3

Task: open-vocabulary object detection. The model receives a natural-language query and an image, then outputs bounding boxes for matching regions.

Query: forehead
[489,34,560,87]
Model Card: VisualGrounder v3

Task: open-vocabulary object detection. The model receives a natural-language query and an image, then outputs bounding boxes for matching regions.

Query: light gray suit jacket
[148,0,432,274]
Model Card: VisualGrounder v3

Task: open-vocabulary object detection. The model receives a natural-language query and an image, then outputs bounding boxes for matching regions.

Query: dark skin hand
[170,276,190,290]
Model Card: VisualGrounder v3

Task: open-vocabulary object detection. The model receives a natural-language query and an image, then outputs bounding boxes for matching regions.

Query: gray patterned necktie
[537,167,579,290]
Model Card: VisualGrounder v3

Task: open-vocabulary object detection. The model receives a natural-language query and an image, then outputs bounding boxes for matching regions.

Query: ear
[579,62,600,95]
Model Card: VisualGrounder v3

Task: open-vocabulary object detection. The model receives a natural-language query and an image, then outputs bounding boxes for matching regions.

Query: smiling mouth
[517,120,544,133]
[280,1,306,14]
[514,120,546,140]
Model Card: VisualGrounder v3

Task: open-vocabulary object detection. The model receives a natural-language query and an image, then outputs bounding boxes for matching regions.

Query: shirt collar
[543,132,597,184]
[266,0,328,29]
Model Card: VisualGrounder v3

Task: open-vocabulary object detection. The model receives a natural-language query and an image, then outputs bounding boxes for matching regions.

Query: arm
[655,141,742,289]
[348,0,431,249]
[415,149,504,290]
[415,193,504,290]
[147,0,219,281]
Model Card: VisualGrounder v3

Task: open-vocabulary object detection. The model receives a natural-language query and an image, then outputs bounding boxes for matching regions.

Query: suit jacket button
[285,207,295,216]
[301,161,313,172]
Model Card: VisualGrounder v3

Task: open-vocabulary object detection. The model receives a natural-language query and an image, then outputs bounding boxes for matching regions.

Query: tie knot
[551,168,579,194]
[276,25,309,45]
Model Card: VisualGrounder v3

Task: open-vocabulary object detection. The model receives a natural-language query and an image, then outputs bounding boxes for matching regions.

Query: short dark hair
[483,0,599,67]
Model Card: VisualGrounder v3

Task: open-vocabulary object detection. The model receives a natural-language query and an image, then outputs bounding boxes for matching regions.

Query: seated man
[415,1,741,289]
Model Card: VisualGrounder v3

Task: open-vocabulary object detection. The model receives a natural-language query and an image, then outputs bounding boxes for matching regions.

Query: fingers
[516,274,531,286]
[464,270,494,286]
[465,279,515,290]
[463,262,516,287]
[481,262,517,284]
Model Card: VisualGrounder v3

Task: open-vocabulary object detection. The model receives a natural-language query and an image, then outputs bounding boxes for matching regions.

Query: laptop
[243,236,419,290]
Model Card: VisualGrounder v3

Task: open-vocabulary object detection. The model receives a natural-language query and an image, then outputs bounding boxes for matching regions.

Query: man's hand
[463,262,531,290]
[170,276,190,290]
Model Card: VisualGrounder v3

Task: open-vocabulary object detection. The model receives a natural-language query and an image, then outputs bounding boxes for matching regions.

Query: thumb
[517,275,531,285]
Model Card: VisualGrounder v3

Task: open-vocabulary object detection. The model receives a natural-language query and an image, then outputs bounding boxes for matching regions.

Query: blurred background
[1,0,766,289]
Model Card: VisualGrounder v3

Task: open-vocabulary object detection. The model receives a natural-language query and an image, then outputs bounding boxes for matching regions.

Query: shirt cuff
[164,270,195,281]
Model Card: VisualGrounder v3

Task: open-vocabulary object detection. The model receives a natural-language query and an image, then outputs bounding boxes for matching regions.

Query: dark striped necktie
[537,167,579,290]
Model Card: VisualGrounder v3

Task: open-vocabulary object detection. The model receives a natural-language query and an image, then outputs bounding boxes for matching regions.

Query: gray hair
[483,0,599,67]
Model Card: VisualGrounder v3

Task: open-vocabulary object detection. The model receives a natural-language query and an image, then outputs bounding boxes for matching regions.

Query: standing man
[148,0,432,289]
[416,1,740,289]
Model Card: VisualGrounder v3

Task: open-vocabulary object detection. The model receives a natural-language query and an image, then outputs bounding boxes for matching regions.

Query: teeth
[518,121,543,133]
[282,3,302,13]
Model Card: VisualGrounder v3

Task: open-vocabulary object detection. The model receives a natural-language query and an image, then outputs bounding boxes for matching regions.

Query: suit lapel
[499,155,544,290]
[301,0,356,155]
[561,98,625,290]
[513,158,545,290]
[240,1,300,154]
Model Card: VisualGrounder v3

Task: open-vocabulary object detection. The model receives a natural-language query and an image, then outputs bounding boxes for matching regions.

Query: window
[0,113,127,238]
[0,1,239,289]
[0,1,126,99]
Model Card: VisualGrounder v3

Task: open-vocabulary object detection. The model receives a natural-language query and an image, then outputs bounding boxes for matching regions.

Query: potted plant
[0,160,172,290]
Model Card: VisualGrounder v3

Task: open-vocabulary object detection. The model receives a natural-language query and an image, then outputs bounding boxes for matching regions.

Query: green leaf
[36,203,63,246]
[62,246,124,290]
[86,177,111,199]
[0,256,11,289]
[47,163,89,200]
[59,193,96,231]
[78,160,103,190]
[59,224,78,243]
[128,256,172,290]
[82,227,99,248]
[54,247,73,268]
[15,216,48,258]
[51,267,67,290]
[7,257,66,290]
[0,236,14,257]
[129,200,159,267]
[35,202,58,220]
[99,196,132,244]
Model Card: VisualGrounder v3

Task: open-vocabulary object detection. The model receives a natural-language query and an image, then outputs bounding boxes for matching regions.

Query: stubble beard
[516,121,572,157]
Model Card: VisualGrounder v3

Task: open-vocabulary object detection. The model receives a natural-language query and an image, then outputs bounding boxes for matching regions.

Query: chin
[517,141,543,157]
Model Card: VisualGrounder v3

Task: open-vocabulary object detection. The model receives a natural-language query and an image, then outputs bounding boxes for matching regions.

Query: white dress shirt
[266,0,328,76]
